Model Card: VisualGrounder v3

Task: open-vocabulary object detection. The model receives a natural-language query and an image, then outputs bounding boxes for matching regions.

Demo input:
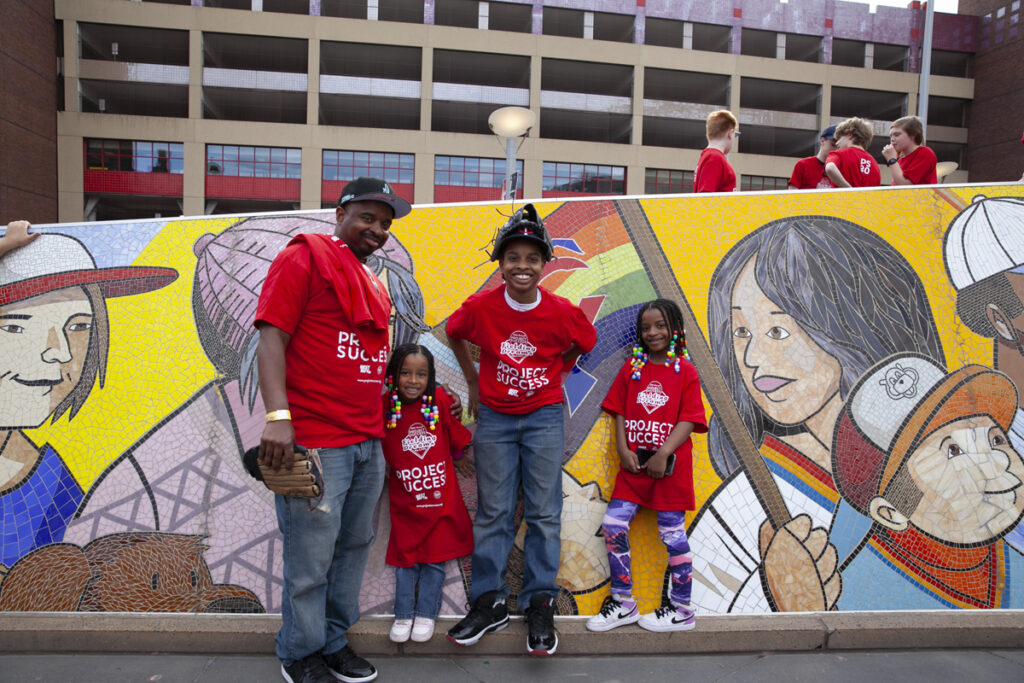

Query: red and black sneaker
[525,593,558,656]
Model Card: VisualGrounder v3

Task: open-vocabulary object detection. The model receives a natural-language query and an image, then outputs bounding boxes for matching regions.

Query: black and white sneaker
[637,603,696,632]
[585,594,640,632]
[525,593,558,656]
[446,591,510,646]
[321,645,377,682]
[281,655,335,683]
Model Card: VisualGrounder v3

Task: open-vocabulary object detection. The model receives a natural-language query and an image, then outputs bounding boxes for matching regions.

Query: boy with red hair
[694,110,738,193]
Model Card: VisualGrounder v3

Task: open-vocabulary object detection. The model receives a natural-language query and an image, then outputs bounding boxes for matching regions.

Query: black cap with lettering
[338,177,412,219]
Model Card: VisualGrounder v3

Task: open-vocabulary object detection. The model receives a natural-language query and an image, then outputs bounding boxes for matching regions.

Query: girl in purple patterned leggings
[587,299,708,633]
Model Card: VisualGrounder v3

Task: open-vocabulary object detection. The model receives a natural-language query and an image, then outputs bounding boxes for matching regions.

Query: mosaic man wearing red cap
[0,220,177,568]
[832,353,1024,610]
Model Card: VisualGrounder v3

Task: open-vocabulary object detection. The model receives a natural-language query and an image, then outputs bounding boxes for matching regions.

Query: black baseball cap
[490,203,554,262]
[338,177,412,219]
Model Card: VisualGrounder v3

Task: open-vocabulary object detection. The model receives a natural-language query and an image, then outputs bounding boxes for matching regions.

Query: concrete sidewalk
[2,611,1023,656]
[3,650,1024,683]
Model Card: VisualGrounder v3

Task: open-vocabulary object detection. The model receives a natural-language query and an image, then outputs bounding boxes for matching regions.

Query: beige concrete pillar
[414,152,433,204]
[182,141,205,217]
[415,46,433,204]
[627,63,645,195]
[189,29,202,119]
[57,132,84,222]
[522,55,543,199]
[300,146,321,210]
[63,20,78,112]
[301,36,321,209]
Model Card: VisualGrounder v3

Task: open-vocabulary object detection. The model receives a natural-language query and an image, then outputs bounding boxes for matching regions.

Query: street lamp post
[488,106,536,201]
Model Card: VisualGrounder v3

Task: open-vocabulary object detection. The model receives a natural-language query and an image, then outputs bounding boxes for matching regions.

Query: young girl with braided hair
[587,299,708,633]
[381,344,473,644]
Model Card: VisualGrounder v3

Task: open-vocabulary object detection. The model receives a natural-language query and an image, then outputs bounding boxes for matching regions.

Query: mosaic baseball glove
[242,445,323,498]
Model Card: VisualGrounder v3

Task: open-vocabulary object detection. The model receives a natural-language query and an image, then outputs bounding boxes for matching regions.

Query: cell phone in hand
[636,448,676,476]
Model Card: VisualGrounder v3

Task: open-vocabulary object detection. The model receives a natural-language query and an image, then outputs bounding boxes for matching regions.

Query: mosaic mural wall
[1,184,1022,616]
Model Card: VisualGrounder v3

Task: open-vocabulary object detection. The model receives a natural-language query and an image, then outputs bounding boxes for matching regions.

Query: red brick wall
[0,0,58,223]
[960,1,1024,181]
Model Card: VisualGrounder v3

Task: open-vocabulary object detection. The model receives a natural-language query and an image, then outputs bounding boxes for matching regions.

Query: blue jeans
[393,563,446,619]
[469,403,564,607]
[275,441,385,665]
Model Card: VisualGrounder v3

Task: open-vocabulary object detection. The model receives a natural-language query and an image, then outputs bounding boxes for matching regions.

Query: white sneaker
[389,618,413,643]
[586,595,640,632]
[637,603,695,632]
[410,616,435,642]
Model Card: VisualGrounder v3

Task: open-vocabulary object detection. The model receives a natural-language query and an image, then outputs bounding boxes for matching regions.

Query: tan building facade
[41,0,979,221]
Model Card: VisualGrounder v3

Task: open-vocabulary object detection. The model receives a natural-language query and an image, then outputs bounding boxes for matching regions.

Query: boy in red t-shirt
[693,110,738,193]
[445,204,596,656]
[788,125,836,190]
[825,117,881,188]
[882,115,938,185]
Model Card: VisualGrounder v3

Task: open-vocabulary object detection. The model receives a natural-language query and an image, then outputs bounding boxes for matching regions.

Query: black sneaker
[281,655,335,683]
[446,590,510,646]
[525,593,558,656]
[321,645,377,683]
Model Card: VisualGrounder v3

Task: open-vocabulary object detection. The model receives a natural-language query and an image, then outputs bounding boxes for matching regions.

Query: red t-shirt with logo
[382,387,473,567]
[826,147,880,187]
[898,145,938,185]
[694,148,736,193]
[446,286,597,415]
[601,359,708,510]
[255,239,390,447]
[789,156,829,189]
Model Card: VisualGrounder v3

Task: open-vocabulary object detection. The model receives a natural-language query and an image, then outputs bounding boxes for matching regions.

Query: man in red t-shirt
[788,125,836,190]
[694,110,738,193]
[882,115,938,185]
[825,117,881,188]
[255,177,411,683]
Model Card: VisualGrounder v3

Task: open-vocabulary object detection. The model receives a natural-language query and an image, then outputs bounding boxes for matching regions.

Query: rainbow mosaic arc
[0,184,1022,615]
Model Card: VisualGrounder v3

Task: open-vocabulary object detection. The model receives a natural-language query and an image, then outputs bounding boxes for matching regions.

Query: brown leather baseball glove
[242,445,322,498]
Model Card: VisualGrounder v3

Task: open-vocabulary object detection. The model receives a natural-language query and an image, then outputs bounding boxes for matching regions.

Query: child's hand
[618,446,640,474]
[0,220,39,256]
[454,455,475,477]
[644,451,669,479]
[441,383,462,417]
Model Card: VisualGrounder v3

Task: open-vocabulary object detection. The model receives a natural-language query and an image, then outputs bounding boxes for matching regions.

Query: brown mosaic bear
[0,532,264,613]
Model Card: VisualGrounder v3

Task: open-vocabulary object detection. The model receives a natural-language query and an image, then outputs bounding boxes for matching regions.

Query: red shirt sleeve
[788,159,804,188]
[446,291,479,343]
[898,146,938,185]
[254,242,312,334]
[601,361,631,418]
[568,302,598,355]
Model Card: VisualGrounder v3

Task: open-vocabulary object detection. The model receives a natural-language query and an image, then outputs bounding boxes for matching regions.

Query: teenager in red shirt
[694,110,738,193]
[882,115,938,185]
[586,299,708,634]
[825,117,881,188]
[445,204,596,656]
[256,177,411,683]
[381,344,473,645]
[788,125,836,190]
